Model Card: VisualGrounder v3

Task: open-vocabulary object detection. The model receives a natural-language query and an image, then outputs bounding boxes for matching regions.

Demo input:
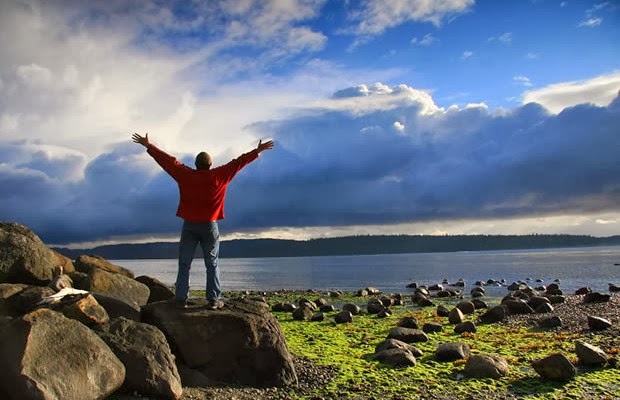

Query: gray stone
[454,321,476,334]
[343,303,362,315]
[422,322,443,333]
[397,316,419,329]
[0,308,125,400]
[96,317,182,399]
[464,354,509,379]
[373,348,416,367]
[387,327,429,343]
[142,298,297,387]
[448,307,464,324]
[292,305,313,321]
[374,338,423,357]
[479,305,506,323]
[435,342,470,361]
[76,268,150,306]
[455,300,475,315]
[538,315,562,329]
[587,315,612,331]
[334,310,353,324]
[575,341,608,366]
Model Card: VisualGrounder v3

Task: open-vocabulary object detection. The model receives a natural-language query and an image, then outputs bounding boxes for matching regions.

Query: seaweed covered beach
[172,289,620,400]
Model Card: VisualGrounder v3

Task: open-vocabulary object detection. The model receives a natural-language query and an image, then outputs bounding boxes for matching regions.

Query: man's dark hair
[195,152,212,170]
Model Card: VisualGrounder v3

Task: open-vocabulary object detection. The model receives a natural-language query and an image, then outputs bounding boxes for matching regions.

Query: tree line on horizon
[54,234,620,260]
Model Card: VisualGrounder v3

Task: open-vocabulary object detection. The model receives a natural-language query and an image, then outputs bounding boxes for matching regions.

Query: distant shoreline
[53,233,620,260]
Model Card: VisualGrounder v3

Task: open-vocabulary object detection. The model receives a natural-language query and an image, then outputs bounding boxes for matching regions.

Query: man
[132,132,274,309]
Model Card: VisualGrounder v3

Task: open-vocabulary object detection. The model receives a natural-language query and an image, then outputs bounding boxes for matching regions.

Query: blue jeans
[176,220,220,302]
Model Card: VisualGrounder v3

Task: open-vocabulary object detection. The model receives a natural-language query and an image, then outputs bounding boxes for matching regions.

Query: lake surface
[114,246,620,296]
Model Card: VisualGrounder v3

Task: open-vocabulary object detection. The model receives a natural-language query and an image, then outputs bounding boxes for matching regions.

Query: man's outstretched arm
[256,139,274,154]
[132,132,151,148]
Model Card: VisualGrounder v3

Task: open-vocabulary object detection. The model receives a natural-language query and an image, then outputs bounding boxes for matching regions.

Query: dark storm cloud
[1,91,618,245]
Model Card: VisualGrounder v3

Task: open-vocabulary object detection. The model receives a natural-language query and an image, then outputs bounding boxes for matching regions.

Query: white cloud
[462,51,473,59]
[411,33,438,46]
[513,75,533,87]
[578,17,602,27]
[348,0,474,35]
[488,32,512,44]
[522,71,620,113]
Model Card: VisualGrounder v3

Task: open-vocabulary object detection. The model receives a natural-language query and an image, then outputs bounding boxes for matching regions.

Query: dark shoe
[207,299,224,310]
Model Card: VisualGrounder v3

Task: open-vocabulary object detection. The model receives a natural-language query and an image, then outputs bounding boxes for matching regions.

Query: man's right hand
[132,133,150,148]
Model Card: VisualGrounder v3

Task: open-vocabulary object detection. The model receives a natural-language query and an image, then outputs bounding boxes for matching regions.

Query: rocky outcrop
[141,298,297,387]
[96,317,183,399]
[0,308,125,400]
[76,267,150,306]
[0,222,63,285]
[136,275,175,303]
[74,254,135,278]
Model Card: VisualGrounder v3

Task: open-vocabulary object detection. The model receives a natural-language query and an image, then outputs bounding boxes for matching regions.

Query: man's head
[195,152,212,170]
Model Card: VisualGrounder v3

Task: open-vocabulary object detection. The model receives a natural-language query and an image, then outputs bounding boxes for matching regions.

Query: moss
[257,291,620,400]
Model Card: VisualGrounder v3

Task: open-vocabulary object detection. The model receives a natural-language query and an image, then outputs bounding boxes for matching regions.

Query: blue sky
[0,0,619,246]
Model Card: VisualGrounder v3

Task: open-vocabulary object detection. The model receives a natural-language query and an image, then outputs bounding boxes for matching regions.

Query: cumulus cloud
[2,81,619,244]
[522,71,620,113]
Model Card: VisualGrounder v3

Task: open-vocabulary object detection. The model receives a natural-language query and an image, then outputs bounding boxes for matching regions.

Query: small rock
[334,311,353,324]
[373,348,416,367]
[575,341,608,366]
[311,312,324,322]
[583,292,611,303]
[436,305,450,317]
[538,315,562,329]
[479,305,506,324]
[464,354,509,379]
[343,303,362,315]
[435,342,470,362]
[422,322,443,333]
[374,338,423,357]
[455,301,475,315]
[531,353,575,381]
[448,308,464,324]
[387,327,429,343]
[292,306,313,321]
[397,316,419,329]
[587,315,612,331]
[454,321,476,334]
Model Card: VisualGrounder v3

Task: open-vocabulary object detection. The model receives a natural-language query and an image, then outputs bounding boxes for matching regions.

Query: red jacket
[147,144,259,222]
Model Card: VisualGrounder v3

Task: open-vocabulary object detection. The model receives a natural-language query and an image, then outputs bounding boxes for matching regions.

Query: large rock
[448,307,464,324]
[77,268,150,306]
[0,222,60,285]
[142,298,297,387]
[435,342,470,362]
[532,353,576,381]
[74,255,135,278]
[373,348,416,367]
[479,305,506,324]
[96,317,183,399]
[387,327,429,343]
[464,354,509,379]
[135,275,174,303]
[92,292,141,321]
[0,283,28,317]
[58,293,110,327]
[575,341,608,366]
[0,308,125,400]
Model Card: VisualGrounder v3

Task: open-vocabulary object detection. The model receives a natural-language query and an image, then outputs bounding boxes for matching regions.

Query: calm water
[114,246,620,296]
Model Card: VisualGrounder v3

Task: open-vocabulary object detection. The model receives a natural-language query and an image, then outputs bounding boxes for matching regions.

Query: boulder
[0,222,60,285]
[57,293,110,327]
[292,306,313,321]
[141,298,297,387]
[436,304,450,317]
[373,348,416,367]
[587,315,612,331]
[397,316,419,329]
[583,292,611,303]
[422,322,443,333]
[77,268,150,306]
[51,250,75,274]
[310,312,324,322]
[8,285,55,314]
[374,338,423,357]
[96,317,183,399]
[435,342,470,362]
[319,304,336,312]
[92,292,141,321]
[527,296,551,309]
[343,303,362,315]
[534,303,554,314]
[74,255,135,278]
[387,327,429,343]
[575,341,608,366]
[538,315,562,329]
[531,353,576,381]
[455,300,475,315]
[366,299,384,314]
[0,308,125,400]
[272,302,297,312]
[0,283,28,317]
[334,310,353,324]
[503,299,534,315]
[479,305,506,324]
[454,321,477,334]
[448,307,464,324]
[471,298,488,309]
[135,275,174,303]
[464,354,509,379]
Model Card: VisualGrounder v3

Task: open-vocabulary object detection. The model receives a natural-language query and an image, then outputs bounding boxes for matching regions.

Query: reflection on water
[115,246,620,294]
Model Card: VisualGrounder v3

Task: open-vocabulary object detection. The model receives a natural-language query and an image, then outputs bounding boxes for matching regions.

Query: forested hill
[54,234,620,260]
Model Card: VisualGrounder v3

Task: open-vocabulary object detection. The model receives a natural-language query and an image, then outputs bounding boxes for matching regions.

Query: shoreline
[130,291,620,400]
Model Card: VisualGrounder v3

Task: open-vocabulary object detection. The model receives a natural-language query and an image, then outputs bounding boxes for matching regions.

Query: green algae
[261,291,620,400]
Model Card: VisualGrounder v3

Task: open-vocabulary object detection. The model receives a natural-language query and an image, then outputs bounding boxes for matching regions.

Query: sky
[0,0,619,247]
